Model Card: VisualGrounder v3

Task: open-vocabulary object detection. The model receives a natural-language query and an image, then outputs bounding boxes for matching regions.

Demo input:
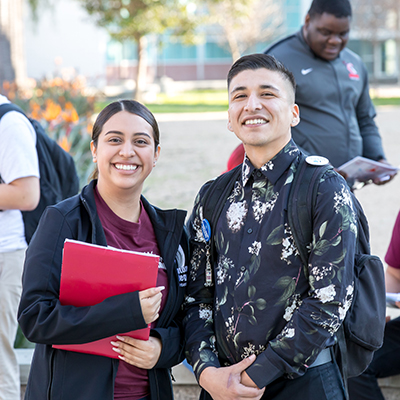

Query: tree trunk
[226,31,241,62]
[223,20,241,62]
[135,35,147,102]
[0,0,26,87]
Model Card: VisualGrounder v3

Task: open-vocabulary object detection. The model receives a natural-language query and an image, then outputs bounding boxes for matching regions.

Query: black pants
[260,359,346,400]
[200,357,346,400]
[348,316,400,400]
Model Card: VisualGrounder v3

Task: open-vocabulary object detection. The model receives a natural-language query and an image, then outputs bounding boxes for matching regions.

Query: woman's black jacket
[18,180,188,400]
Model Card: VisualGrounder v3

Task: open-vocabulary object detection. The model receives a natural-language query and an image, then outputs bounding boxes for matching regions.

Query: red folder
[53,239,159,358]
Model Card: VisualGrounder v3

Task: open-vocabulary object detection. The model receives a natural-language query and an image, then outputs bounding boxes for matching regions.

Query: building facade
[105,0,309,85]
[23,0,399,89]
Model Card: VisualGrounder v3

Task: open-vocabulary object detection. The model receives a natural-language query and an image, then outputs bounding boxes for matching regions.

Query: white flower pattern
[311,264,333,281]
[282,327,295,339]
[283,294,302,321]
[333,184,354,215]
[185,141,357,383]
[315,284,336,303]
[199,304,213,321]
[216,256,234,285]
[280,224,299,264]
[226,201,248,233]
[252,194,278,222]
[339,284,354,320]
[241,342,266,359]
[248,241,261,256]
[261,160,274,171]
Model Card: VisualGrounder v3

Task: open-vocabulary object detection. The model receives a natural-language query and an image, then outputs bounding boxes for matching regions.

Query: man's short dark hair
[308,0,352,19]
[227,53,296,95]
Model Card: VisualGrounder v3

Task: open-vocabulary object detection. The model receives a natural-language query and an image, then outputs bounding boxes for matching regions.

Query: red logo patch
[344,62,360,80]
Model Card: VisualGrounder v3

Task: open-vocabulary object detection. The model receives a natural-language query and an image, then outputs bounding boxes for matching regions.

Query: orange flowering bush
[6,76,101,349]
[2,77,97,187]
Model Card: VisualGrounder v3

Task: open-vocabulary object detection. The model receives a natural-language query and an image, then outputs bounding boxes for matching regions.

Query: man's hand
[240,370,259,388]
[373,159,397,185]
[199,355,265,400]
[334,168,348,181]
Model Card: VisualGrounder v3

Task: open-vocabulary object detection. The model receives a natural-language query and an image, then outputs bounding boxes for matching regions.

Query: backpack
[0,103,80,243]
[200,153,386,382]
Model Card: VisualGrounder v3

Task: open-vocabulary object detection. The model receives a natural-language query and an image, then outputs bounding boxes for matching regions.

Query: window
[347,40,374,75]
[159,42,197,61]
[205,42,231,60]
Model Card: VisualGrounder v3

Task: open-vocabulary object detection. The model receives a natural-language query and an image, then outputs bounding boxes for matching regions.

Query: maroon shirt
[94,187,169,400]
[385,210,400,269]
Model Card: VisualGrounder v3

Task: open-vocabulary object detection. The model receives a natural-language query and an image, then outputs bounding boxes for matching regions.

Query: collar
[80,180,186,265]
[241,139,299,187]
[296,28,314,56]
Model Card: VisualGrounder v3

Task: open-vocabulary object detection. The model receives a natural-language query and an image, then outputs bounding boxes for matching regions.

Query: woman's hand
[139,286,164,324]
[111,335,162,369]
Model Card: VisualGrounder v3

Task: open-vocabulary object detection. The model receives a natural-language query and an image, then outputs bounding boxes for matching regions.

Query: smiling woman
[17,100,189,400]
[90,103,161,222]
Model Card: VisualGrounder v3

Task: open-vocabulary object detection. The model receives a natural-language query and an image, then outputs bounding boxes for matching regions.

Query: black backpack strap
[288,154,350,397]
[336,324,349,397]
[200,164,242,286]
[288,154,333,268]
[202,164,242,228]
[0,103,27,119]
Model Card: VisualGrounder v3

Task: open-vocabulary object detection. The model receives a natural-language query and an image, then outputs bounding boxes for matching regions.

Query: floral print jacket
[184,140,356,389]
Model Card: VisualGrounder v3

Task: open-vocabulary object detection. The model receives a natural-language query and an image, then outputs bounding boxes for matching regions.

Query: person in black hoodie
[18,100,188,400]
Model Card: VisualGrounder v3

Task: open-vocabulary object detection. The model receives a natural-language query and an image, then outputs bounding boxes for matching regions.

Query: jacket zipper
[156,232,180,327]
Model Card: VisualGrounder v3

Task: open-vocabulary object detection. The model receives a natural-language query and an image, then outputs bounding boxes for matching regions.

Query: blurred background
[2,0,400,188]
[4,5,400,397]
[4,0,400,94]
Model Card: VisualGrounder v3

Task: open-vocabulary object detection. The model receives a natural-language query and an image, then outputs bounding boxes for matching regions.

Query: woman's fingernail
[116,336,125,341]
[110,341,118,347]
[112,347,121,353]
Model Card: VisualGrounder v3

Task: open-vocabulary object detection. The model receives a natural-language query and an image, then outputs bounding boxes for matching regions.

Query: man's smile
[243,118,268,126]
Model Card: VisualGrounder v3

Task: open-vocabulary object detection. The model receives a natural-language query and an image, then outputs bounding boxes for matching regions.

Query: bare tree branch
[204,0,284,61]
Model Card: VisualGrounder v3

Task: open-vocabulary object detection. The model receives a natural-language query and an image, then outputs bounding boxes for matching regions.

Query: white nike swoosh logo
[301,68,313,75]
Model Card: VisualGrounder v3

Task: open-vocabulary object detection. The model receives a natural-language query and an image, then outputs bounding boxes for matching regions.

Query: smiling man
[184,54,355,400]
[262,0,393,183]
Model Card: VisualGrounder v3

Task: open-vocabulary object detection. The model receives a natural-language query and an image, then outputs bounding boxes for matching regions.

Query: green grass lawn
[146,103,228,113]
[371,97,400,106]
[148,90,400,111]
[146,90,228,113]
[97,90,400,114]
[96,90,228,114]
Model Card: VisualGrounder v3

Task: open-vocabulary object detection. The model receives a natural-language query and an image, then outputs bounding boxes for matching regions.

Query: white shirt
[0,95,39,251]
